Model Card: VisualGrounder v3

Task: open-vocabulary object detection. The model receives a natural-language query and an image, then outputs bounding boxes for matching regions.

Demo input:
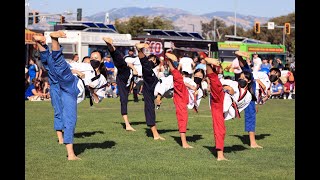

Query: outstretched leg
[165,53,192,148]
[205,58,228,161]
[136,43,165,140]
[103,37,135,131]
[33,35,64,144]
[50,31,81,160]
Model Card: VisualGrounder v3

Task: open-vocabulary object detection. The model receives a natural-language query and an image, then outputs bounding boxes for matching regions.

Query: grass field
[25,97,295,180]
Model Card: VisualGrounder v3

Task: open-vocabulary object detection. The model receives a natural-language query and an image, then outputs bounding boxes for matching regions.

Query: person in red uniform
[165,52,193,149]
[204,57,228,161]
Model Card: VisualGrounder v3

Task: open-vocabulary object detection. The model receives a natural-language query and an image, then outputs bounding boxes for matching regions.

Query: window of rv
[89,45,136,57]
[47,43,77,61]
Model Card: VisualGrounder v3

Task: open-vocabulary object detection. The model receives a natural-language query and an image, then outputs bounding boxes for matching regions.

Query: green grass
[26,97,295,180]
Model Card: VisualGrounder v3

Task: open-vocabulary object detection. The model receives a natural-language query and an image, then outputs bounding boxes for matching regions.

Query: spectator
[28,58,39,83]
[270,75,283,99]
[25,79,44,101]
[72,54,79,63]
[104,55,116,82]
[276,58,284,70]
[82,56,90,64]
[260,58,271,71]
[268,59,274,68]
[252,52,262,72]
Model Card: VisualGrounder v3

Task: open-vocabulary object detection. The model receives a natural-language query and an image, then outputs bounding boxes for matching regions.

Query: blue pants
[244,77,257,132]
[52,48,79,144]
[140,56,158,126]
[40,48,63,131]
[244,101,256,132]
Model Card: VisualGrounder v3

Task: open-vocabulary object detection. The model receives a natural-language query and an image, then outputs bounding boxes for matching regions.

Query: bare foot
[68,156,82,161]
[126,126,136,131]
[204,57,220,66]
[135,43,149,50]
[183,145,194,149]
[154,136,165,140]
[103,37,113,45]
[165,53,177,61]
[33,35,46,44]
[217,157,230,161]
[49,30,66,38]
[193,106,198,113]
[251,144,263,149]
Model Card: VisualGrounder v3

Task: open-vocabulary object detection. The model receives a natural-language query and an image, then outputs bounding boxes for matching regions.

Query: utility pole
[213,18,217,41]
[234,0,237,36]
[189,24,195,32]
[25,0,30,28]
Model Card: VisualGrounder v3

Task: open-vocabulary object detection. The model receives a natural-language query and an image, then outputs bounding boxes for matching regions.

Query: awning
[25,29,42,44]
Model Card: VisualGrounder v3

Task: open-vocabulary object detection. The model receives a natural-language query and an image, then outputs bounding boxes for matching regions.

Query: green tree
[114,16,174,37]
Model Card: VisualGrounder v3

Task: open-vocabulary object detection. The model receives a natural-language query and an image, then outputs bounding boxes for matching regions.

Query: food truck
[218,35,286,77]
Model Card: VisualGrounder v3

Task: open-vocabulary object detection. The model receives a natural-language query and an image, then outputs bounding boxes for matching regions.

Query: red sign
[144,41,163,55]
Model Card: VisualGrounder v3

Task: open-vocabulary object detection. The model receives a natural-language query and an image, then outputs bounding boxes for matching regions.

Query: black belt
[78,76,93,106]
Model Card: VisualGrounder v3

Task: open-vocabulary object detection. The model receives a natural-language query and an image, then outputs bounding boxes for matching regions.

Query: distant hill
[84,7,270,33]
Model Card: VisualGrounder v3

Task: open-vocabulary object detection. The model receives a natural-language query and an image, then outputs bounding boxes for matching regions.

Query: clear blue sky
[27,0,295,17]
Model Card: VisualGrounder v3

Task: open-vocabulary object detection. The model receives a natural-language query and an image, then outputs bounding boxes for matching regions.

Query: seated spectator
[25,79,45,101]
[111,81,118,98]
[281,76,291,99]
[270,76,283,99]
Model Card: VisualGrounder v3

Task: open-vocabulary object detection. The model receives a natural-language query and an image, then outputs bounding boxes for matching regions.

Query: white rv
[44,22,139,61]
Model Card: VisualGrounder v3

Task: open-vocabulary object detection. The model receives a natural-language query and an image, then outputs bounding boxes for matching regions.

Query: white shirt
[183,76,203,109]
[231,58,242,74]
[252,57,262,72]
[89,74,108,103]
[179,57,194,74]
[124,56,143,76]
[154,75,174,96]
[252,71,271,100]
[69,62,95,85]
[69,62,107,103]
[220,79,252,120]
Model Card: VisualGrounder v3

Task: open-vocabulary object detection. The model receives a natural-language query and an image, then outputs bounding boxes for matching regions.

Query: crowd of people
[25,30,295,161]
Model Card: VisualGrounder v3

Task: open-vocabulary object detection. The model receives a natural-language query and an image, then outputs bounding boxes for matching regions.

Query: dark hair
[148,54,160,66]
[91,50,104,59]
[242,71,257,102]
[269,67,281,77]
[194,68,205,77]
[82,56,90,62]
[72,54,79,59]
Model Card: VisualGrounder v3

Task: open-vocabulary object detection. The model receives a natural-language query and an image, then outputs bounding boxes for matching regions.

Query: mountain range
[83,7,271,33]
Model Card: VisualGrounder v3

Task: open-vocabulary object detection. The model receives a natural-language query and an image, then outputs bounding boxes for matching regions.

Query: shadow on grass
[203,145,248,158]
[74,131,104,138]
[230,134,271,146]
[145,128,179,138]
[171,134,203,146]
[74,141,116,155]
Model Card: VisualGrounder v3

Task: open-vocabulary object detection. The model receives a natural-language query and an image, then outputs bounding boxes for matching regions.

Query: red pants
[171,69,189,133]
[207,71,226,151]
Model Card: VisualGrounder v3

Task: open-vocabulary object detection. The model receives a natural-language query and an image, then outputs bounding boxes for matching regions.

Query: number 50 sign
[145,41,163,55]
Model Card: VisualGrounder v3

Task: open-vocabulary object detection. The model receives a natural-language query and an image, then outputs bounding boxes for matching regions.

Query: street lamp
[189,24,195,32]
